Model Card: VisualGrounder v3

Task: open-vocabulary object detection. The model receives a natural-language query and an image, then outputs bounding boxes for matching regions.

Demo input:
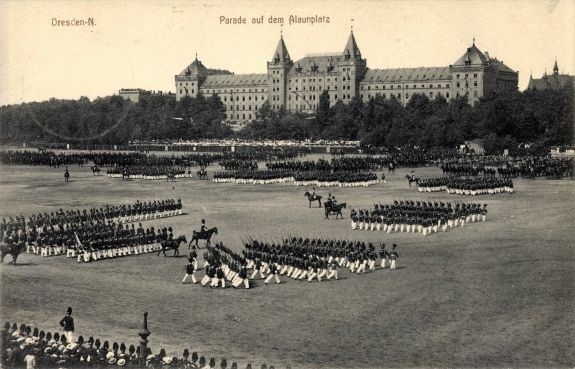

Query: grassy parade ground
[1,162,574,368]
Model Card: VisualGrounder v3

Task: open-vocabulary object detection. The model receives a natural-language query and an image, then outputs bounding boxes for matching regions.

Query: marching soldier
[390,244,399,270]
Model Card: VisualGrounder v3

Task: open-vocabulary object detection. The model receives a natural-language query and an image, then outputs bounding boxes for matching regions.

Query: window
[474,81,477,87]
[474,73,478,78]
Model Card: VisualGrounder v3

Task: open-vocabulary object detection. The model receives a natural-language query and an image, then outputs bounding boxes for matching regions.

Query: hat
[117,358,126,366]
[16,337,26,343]
[162,356,173,364]
[108,357,117,365]
[67,307,72,315]
[106,351,115,359]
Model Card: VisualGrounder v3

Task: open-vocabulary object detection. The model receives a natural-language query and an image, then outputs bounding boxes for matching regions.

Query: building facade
[175,32,518,123]
[527,60,574,91]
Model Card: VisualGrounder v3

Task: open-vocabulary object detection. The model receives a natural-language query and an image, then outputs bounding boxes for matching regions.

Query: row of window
[227,105,261,111]
[221,95,266,102]
[456,81,479,88]
[227,113,253,120]
[202,88,267,93]
[359,91,452,100]
[456,73,479,79]
[362,83,450,90]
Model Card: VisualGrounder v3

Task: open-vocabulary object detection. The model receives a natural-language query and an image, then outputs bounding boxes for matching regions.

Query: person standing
[390,244,399,270]
[59,307,74,342]
[64,167,70,183]
[182,253,197,284]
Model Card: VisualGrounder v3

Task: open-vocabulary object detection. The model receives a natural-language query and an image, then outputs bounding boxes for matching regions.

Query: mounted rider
[200,219,208,236]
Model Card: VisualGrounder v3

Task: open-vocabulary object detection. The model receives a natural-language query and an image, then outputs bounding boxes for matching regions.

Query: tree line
[0,85,572,154]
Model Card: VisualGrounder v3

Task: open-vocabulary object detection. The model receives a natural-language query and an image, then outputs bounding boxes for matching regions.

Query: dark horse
[324,202,347,219]
[157,235,187,257]
[197,169,208,180]
[304,192,322,208]
[0,242,25,265]
[406,174,419,187]
[91,166,101,175]
[190,227,218,247]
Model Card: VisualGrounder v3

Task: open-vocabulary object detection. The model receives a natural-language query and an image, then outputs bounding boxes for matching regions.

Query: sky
[1,0,574,105]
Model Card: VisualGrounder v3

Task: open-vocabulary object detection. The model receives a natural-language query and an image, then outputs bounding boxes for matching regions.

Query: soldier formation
[106,166,192,180]
[417,177,514,195]
[350,200,487,235]
[212,170,378,187]
[182,237,401,290]
[1,200,183,261]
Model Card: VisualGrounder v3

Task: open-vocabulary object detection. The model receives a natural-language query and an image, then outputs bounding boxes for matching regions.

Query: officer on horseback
[200,219,208,236]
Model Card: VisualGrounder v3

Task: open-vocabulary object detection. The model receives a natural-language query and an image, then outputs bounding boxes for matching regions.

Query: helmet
[201,219,205,223]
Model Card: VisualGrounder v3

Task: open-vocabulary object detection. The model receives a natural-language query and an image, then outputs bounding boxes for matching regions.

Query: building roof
[528,74,574,90]
[288,55,344,74]
[177,59,209,78]
[201,74,268,88]
[343,31,361,59]
[490,58,516,73]
[453,44,487,66]
[272,36,291,62]
[361,66,451,83]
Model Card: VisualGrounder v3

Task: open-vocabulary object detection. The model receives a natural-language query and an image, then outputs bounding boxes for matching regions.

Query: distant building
[175,32,518,123]
[119,88,151,103]
[119,89,175,103]
[527,60,574,91]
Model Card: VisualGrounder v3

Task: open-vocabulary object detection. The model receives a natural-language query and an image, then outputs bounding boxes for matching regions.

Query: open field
[1,163,574,368]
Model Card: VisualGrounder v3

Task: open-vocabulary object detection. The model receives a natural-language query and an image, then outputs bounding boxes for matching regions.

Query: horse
[122,169,130,181]
[304,192,322,208]
[324,202,346,219]
[197,169,208,180]
[157,235,187,257]
[90,166,101,175]
[190,227,218,247]
[0,242,25,265]
[406,174,419,187]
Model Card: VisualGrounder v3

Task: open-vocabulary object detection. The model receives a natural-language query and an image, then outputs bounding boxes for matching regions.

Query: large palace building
[175,32,518,123]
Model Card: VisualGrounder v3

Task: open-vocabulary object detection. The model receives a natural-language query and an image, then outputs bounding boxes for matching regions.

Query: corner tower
[337,31,367,102]
[267,34,293,110]
[175,56,209,101]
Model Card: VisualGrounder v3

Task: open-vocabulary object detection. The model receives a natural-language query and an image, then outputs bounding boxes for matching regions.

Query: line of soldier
[2,321,279,369]
[242,237,400,283]
[0,199,182,238]
[417,177,514,195]
[293,171,379,187]
[266,157,388,172]
[26,221,166,260]
[350,200,487,235]
[219,159,258,171]
[185,243,252,289]
[212,170,295,184]
[440,163,497,177]
[106,166,193,180]
[72,224,174,263]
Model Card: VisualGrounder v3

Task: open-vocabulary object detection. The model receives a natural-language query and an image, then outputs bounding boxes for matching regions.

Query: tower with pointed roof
[553,59,559,75]
[449,39,517,106]
[175,56,210,101]
[337,30,367,101]
[267,34,293,110]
